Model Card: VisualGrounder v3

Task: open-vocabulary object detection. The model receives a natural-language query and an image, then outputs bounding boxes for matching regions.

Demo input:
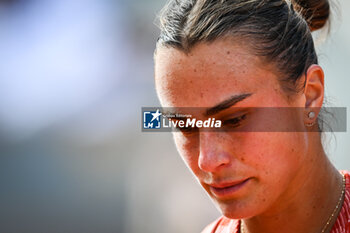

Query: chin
[221,208,260,220]
[216,200,262,220]
[215,201,244,219]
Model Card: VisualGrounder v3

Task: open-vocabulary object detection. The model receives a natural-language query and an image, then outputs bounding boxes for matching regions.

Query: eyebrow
[205,93,253,116]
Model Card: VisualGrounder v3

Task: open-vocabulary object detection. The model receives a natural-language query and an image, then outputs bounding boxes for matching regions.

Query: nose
[198,132,231,172]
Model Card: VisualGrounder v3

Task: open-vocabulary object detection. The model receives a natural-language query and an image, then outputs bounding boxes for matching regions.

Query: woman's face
[154,39,310,219]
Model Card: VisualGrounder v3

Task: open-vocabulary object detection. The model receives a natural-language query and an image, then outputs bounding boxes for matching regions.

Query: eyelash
[176,125,199,135]
[223,114,247,128]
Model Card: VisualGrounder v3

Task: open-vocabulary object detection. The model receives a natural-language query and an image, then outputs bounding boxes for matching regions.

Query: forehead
[154,39,281,108]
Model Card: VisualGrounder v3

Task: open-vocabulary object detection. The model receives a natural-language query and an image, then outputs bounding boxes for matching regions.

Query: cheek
[242,132,308,186]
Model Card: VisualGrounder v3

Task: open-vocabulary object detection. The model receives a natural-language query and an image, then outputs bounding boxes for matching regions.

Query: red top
[202,170,350,233]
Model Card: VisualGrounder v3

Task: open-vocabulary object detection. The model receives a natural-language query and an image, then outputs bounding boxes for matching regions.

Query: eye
[175,124,199,135]
[170,118,199,135]
[223,114,247,128]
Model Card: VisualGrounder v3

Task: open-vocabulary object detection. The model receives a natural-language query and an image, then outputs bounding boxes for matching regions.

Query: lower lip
[209,178,251,198]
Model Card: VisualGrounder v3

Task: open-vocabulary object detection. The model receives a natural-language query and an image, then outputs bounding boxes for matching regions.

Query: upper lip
[208,178,250,188]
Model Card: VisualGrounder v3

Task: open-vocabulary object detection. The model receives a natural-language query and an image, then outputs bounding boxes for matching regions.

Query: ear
[303,64,324,125]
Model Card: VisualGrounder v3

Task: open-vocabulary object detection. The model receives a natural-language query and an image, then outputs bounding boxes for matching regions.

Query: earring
[308,111,315,119]
[305,111,316,127]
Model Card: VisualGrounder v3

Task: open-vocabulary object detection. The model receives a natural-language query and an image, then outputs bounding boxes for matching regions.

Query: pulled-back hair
[156,0,330,95]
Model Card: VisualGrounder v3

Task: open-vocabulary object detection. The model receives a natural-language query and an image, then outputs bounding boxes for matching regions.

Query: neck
[243,141,344,233]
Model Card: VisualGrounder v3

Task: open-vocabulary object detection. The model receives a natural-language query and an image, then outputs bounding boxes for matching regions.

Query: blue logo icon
[143,109,162,129]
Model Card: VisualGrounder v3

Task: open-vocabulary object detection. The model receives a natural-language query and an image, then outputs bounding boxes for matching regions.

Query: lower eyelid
[179,127,198,134]
[224,114,247,125]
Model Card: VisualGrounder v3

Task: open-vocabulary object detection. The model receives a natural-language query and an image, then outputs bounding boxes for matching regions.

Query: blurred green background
[0,0,349,232]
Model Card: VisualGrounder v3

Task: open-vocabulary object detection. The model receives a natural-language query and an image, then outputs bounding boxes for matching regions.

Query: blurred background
[0,0,349,232]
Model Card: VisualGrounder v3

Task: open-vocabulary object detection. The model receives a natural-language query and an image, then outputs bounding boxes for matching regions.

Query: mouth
[208,178,252,198]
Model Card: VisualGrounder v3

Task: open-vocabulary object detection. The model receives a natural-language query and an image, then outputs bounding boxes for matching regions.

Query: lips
[208,178,251,198]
